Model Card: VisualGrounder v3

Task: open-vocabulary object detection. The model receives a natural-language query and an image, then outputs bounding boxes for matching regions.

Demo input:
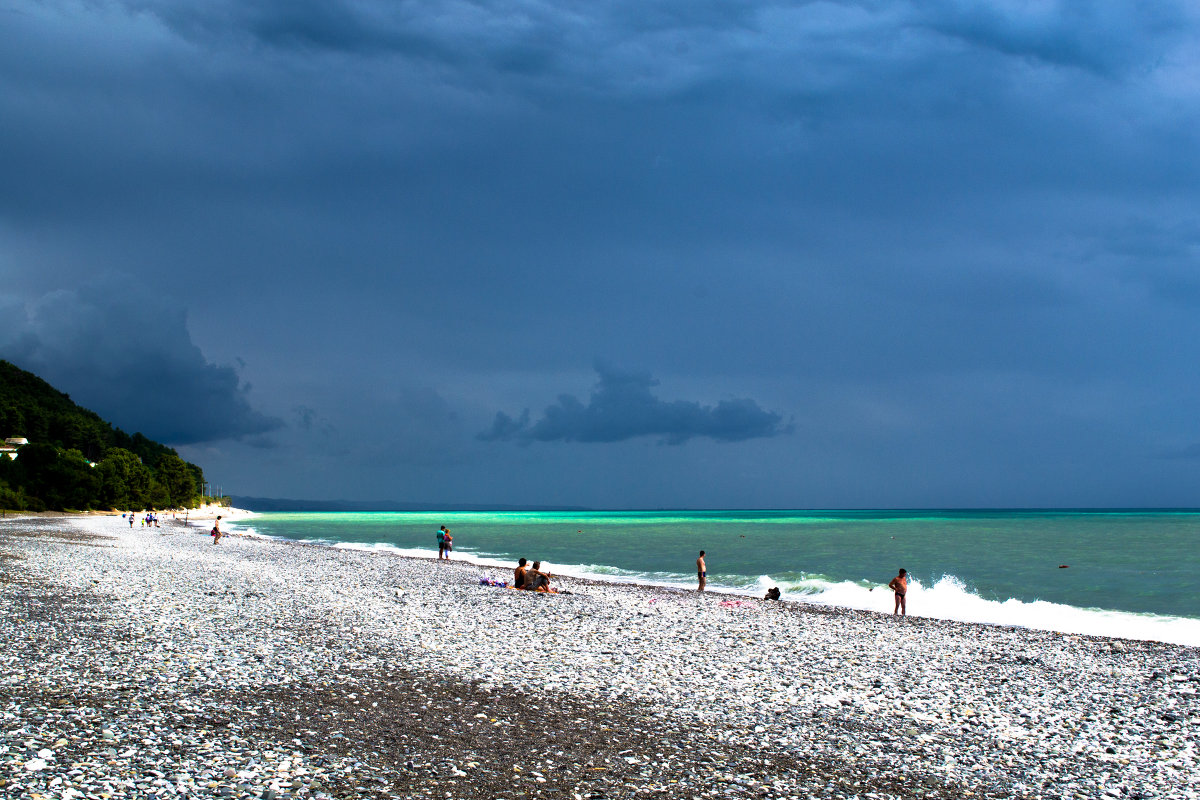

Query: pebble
[0,515,1197,799]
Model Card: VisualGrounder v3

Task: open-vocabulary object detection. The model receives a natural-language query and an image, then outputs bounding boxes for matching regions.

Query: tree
[7,444,99,510]
[96,448,152,510]
[0,361,210,509]
[148,478,172,509]
[155,453,198,507]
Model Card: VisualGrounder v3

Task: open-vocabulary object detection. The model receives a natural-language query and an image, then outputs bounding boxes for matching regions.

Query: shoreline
[222,515,1200,648]
[2,514,1197,799]
[0,503,256,521]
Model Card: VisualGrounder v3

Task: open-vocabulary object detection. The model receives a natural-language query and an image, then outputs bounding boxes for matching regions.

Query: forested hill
[0,360,207,511]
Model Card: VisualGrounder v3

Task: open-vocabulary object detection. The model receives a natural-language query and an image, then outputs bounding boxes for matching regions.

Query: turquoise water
[236,510,1200,644]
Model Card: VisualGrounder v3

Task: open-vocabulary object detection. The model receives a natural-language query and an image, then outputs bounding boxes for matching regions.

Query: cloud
[479,362,790,445]
[0,274,282,445]
[917,1,1188,76]
[1158,444,1200,460]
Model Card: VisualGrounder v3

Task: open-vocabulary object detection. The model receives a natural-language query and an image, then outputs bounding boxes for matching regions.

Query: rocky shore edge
[1,515,1198,799]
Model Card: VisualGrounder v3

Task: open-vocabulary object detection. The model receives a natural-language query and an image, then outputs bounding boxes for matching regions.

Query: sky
[2,0,1200,508]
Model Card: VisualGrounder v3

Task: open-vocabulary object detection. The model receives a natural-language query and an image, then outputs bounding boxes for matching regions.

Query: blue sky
[3,0,1200,507]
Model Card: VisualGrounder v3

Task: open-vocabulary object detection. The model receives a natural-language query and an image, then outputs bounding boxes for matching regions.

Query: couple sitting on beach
[513,558,554,592]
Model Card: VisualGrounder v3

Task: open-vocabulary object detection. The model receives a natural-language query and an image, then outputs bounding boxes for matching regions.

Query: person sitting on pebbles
[764,586,781,601]
[513,558,529,590]
[524,561,551,592]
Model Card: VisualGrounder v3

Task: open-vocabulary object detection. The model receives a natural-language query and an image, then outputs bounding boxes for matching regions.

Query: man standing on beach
[888,568,907,615]
[437,525,447,560]
[697,551,706,592]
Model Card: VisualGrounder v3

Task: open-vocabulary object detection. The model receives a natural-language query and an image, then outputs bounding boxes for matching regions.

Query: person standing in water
[888,568,907,615]
[697,550,707,592]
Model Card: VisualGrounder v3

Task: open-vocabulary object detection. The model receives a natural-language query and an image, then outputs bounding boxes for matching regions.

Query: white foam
[768,573,1200,647]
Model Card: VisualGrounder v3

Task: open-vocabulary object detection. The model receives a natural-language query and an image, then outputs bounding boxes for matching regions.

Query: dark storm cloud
[918,1,1187,75]
[3,0,1200,506]
[480,362,790,445]
[130,0,457,60]
[0,275,281,445]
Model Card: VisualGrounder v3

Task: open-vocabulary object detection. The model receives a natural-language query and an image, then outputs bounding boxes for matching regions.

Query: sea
[231,510,1200,647]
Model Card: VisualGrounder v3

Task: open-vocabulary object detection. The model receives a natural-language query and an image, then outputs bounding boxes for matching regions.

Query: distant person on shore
[888,568,907,615]
[128,513,134,528]
[443,529,453,559]
[211,516,223,545]
[437,525,447,559]
[764,586,781,601]
[514,558,528,589]
[697,551,706,592]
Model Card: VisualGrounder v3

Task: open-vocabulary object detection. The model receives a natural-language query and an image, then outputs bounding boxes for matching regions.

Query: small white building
[0,437,27,459]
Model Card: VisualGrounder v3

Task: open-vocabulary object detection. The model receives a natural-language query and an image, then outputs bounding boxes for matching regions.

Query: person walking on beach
[211,516,222,545]
[888,568,907,616]
[697,551,707,592]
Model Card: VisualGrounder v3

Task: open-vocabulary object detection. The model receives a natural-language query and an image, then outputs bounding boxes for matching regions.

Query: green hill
[0,360,207,511]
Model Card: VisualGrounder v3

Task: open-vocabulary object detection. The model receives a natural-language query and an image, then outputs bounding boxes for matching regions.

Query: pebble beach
[1,515,1198,800]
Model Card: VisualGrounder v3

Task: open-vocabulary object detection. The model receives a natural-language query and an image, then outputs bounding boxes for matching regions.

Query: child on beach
[888,568,907,615]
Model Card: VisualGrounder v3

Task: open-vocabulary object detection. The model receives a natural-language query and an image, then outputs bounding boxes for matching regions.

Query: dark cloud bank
[2,1,1200,506]
[480,363,790,445]
[0,275,281,446]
